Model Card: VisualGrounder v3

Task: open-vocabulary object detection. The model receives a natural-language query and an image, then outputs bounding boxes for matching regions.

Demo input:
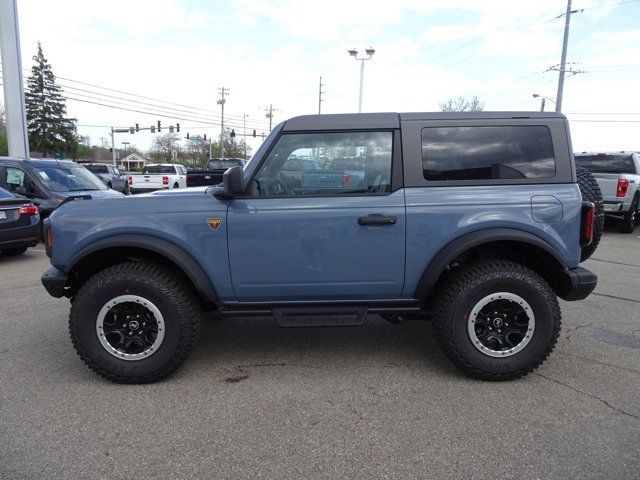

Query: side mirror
[208,165,244,198]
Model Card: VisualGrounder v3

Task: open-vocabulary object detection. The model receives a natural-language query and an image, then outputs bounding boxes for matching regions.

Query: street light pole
[348,47,375,113]
[532,94,555,112]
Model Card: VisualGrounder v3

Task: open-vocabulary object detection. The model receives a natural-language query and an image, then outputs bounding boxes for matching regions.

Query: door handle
[358,214,397,226]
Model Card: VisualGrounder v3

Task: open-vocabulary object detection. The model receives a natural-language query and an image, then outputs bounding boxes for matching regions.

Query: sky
[5,0,640,155]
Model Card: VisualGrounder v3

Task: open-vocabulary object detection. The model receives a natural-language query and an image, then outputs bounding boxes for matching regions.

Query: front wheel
[69,261,201,383]
[432,261,561,381]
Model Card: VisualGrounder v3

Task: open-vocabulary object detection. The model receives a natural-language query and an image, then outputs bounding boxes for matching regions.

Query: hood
[55,189,125,200]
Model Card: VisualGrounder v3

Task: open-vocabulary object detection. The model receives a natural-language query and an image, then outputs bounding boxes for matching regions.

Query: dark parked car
[83,163,128,194]
[186,158,245,187]
[0,158,125,222]
[0,187,40,256]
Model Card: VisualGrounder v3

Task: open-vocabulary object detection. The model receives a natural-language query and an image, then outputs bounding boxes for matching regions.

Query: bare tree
[149,133,181,163]
[439,96,485,112]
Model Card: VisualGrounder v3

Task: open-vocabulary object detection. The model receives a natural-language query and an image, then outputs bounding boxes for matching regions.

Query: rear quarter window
[421,125,556,182]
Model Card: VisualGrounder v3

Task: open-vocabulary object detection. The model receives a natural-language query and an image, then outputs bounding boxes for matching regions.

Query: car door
[227,130,406,302]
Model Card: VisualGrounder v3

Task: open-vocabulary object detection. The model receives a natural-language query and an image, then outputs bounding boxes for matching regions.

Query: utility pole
[110,127,116,166]
[318,76,325,114]
[264,104,278,131]
[0,0,29,158]
[243,114,248,159]
[555,0,572,112]
[217,87,229,157]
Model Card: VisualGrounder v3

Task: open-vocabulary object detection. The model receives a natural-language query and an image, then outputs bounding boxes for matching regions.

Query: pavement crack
[534,373,640,422]
[591,292,640,304]
[589,257,640,268]
[563,322,594,343]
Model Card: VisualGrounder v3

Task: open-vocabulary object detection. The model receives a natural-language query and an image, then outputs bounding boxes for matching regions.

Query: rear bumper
[41,267,69,298]
[557,266,597,301]
[0,222,40,249]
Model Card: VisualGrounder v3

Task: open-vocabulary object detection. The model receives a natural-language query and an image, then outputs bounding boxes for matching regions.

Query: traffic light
[230,129,236,138]
[157,120,161,132]
[169,125,174,133]
[135,123,139,132]
[129,127,135,134]
[186,133,189,140]
[151,125,156,133]
[204,134,207,141]
[252,129,256,137]
[176,123,180,133]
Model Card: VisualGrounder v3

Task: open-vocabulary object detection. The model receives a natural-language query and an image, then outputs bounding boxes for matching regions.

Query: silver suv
[84,163,128,194]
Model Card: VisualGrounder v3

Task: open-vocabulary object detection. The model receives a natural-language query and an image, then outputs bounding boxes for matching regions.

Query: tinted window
[575,154,636,174]
[206,160,242,170]
[422,126,556,181]
[143,165,176,174]
[251,131,393,196]
[85,164,109,174]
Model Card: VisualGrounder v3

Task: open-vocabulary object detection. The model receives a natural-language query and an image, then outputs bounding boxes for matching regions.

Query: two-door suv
[41,112,599,383]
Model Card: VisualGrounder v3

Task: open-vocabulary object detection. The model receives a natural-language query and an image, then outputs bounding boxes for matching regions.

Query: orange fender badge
[207,218,222,230]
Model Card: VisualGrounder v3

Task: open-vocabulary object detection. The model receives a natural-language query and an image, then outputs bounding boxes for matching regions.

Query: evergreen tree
[25,42,78,157]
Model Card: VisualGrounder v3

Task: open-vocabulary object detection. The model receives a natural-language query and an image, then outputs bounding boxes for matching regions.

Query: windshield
[575,155,637,174]
[33,164,107,192]
[206,159,243,170]
[85,164,109,174]
[143,165,176,174]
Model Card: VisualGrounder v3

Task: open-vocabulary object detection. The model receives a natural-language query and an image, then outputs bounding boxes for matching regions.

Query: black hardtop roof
[283,111,567,131]
[0,157,79,167]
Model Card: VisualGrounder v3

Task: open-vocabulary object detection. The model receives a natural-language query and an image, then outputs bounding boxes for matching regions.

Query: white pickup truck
[129,164,188,194]
[575,151,640,233]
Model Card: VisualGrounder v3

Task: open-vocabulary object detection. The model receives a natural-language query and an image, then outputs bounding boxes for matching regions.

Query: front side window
[5,167,40,196]
[250,131,393,196]
[422,126,556,181]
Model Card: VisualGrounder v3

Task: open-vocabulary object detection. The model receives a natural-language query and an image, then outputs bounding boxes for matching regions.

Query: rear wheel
[619,195,639,233]
[69,261,201,383]
[576,166,604,261]
[432,261,561,381]
[1,246,28,256]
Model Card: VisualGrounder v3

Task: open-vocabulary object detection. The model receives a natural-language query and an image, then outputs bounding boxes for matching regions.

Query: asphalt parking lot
[1,224,639,479]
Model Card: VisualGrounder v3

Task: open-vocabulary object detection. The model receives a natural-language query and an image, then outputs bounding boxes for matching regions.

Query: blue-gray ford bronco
[41,112,600,383]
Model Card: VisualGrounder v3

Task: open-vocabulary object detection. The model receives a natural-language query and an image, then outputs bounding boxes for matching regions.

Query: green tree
[149,133,181,163]
[439,96,484,112]
[25,42,78,157]
[210,131,251,160]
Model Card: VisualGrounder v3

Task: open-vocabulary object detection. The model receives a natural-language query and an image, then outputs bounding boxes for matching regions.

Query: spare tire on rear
[576,165,604,262]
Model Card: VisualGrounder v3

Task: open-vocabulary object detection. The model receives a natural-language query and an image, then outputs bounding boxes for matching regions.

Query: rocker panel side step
[273,306,368,327]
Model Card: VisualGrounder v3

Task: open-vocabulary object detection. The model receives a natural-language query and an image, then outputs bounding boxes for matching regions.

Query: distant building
[118,153,146,170]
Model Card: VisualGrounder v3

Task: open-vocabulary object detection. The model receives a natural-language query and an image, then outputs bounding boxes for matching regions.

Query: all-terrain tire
[69,261,201,383]
[619,195,639,234]
[432,261,561,381]
[576,166,604,261]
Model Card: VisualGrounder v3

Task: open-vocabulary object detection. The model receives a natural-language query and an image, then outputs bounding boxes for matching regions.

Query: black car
[0,187,40,255]
[186,158,246,187]
[0,157,125,221]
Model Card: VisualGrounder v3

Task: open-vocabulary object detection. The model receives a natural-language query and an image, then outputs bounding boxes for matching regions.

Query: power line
[0,62,270,125]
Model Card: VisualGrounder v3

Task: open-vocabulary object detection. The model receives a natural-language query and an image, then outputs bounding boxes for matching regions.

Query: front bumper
[41,267,69,298]
[557,266,597,301]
